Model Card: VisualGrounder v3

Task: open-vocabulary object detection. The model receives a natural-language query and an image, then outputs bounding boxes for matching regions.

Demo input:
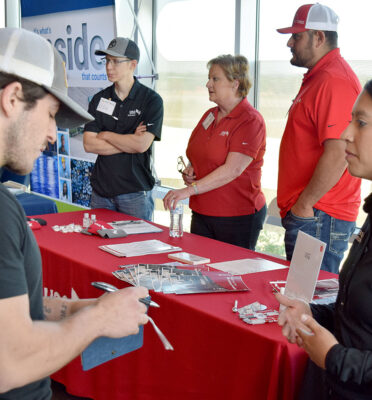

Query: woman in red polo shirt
[163,54,266,250]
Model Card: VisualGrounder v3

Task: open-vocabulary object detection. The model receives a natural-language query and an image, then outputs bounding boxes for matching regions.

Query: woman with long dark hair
[277,79,372,399]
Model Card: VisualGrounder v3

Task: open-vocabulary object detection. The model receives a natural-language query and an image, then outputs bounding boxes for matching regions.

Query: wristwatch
[191,182,198,195]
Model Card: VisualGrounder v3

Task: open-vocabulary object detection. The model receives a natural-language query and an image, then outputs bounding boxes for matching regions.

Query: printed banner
[21,0,116,207]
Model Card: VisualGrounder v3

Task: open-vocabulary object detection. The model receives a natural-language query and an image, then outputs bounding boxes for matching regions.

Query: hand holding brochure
[99,239,181,257]
[284,231,326,303]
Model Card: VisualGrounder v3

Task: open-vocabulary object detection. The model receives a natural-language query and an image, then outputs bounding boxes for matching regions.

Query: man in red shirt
[277,3,361,273]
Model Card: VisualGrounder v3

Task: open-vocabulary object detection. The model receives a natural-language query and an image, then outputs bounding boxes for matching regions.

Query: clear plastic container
[82,213,90,229]
[169,204,183,237]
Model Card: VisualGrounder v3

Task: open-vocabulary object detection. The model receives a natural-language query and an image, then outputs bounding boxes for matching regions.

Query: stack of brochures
[113,263,250,294]
[99,239,181,257]
[168,252,210,265]
[108,220,163,235]
[270,278,339,304]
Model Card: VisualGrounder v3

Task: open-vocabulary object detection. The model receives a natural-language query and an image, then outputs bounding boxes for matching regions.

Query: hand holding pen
[91,281,173,351]
[91,281,159,307]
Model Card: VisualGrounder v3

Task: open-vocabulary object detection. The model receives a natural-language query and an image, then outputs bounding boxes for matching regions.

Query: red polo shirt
[186,98,266,217]
[278,48,361,221]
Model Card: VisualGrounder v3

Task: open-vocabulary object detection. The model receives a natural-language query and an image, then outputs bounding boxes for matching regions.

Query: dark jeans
[190,205,267,250]
[282,208,355,273]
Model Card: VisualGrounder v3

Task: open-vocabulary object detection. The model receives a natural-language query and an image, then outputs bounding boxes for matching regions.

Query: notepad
[81,327,143,370]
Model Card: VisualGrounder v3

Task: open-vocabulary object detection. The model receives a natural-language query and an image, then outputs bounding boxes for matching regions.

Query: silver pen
[91,282,173,350]
[91,281,160,308]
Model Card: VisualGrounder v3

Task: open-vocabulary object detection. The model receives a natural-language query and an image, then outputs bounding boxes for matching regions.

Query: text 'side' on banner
[21,0,116,207]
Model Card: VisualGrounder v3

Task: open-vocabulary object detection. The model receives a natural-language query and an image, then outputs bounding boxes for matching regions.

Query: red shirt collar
[303,48,341,82]
[214,97,248,120]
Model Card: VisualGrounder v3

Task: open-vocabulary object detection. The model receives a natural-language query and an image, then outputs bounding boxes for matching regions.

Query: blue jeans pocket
[282,210,319,261]
[282,210,318,235]
[328,218,355,256]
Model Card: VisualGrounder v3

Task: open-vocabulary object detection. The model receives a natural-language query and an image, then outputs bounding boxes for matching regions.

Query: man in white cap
[276,3,361,273]
[0,28,149,399]
[83,37,163,221]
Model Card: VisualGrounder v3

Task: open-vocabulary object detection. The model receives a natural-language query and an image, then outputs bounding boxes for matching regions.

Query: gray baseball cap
[95,37,140,62]
[0,28,93,129]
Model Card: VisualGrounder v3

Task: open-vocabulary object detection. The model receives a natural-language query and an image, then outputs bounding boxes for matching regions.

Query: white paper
[284,231,326,303]
[108,220,163,235]
[97,97,116,115]
[207,258,287,275]
[99,239,181,257]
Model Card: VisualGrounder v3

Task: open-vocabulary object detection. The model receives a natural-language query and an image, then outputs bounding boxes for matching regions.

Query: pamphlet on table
[270,278,338,304]
[108,220,163,235]
[99,239,181,257]
[113,263,250,294]
[207,257,287,275]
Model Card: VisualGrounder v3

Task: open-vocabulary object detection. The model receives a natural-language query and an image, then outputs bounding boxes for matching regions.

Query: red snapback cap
[277,3,338,34]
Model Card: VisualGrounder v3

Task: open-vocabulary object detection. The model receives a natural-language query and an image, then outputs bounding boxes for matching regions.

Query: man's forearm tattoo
[43,304,52,319]
[60,302,68,319]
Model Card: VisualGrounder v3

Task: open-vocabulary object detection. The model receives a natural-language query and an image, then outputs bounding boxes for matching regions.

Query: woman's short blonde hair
[207,54,252,98]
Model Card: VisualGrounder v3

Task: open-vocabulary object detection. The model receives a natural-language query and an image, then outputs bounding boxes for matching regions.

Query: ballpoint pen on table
[111,220,142,225]
[91,281,174,351]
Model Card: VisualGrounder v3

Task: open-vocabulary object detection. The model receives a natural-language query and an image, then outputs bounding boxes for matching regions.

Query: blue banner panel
[21,0,115,17]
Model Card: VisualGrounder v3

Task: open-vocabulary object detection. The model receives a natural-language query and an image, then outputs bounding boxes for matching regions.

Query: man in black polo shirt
[83,37,163,220]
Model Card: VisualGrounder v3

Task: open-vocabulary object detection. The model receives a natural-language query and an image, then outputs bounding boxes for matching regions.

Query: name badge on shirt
[202,112,215,130]
[96,98,116,116]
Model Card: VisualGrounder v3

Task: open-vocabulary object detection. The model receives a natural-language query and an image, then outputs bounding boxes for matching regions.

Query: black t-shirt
[84,79,164,197]
[0,184,51,399]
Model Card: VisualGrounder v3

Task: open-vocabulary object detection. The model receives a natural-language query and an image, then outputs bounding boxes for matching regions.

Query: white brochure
[207,258,287,275]
[284,230,326,303]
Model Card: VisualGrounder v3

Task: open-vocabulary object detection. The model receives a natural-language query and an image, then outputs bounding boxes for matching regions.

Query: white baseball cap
[0,28,93,128]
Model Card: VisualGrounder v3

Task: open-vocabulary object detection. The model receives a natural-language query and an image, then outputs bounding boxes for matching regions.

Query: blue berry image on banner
[71,159,94,207]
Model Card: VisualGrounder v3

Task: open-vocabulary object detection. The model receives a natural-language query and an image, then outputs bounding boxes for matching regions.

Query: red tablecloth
[32,209,321,400]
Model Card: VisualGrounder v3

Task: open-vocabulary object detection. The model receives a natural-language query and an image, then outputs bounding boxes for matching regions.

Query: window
[259,0,372,233]
[154,0,236,228]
